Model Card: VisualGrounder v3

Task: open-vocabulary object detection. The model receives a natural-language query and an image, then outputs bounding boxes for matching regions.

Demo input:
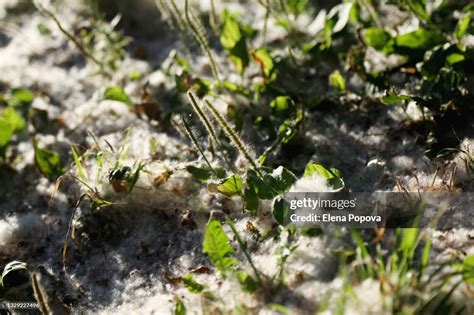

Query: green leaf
[270,96,294,117]
[462,255,474,284]
[265,166,297,195]
[2,107,25,132]
[33,139,65,181]
[446,53,464,65]
[217,175,243,196]
[104,86,131,105]
[273,197,292,226]
[286,0,308,16]
[71,146,85,180]
[395,29,444,51]
[0,118,14,156]
[174,298,186,315]
[455,10,471,39]
[303,162,344,190]
[186,165,226,182]
[220,10,249,74]
[381,89,411,105]
[236,271,259,292]
[329,70,346,92]
[9,88,33,107]
[182,274,205,294]
[214,81,250,97]
[252,48,275,80]
[405,0,430,21]
[247,169,274,199]
[363,27,392,51]
[244,187,259,214]
[202,220,239,275]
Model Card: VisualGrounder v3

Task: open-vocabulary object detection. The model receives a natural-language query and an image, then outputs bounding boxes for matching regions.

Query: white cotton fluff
[0,213,45,257]
[289,174,333,193]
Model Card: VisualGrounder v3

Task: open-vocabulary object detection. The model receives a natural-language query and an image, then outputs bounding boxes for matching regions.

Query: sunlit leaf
[174,297,186,315]
[220,10,249,74]
[104,86,131,105]
[272,197,292,226]
[33,139,65,181]
[217,175,243,196]
[363,27,392,51]
[182,274,205,294]
[329,70,346,92]
[251,48,275,80]
[202,220,239,275]
[270,96,294,117]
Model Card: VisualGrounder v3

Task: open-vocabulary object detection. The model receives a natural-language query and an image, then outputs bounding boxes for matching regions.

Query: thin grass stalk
[168,0,187,32]
[181,115,217,175]
[184,0,220,81]
[203,98,262,177]
[34,1,111,78]
[209,0,219,35]
[154,0,174,28]
[226,217,263,285]
[187,91,235,173]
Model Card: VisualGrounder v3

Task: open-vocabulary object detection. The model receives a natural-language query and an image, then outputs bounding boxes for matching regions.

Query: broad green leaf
[104,86,131,105]
[252,48,275,80]
[9,88,33,107]
[202,220,239,275]
[363,27,392,51]
[220,10,241,50]
[395,29,444,51]
[33,139,65,181]
[329,70,346,92]
[186,165,226,182]
[182,274,205,294]
[247,169,274,199]
[217,175,243,196]
[174,298,186,315]
[2,107,25,132]
[244,187,259,213]
[273,197,292,226]
[220,10,249,74]
[265,166,296,195]
[446,53,464,65]
[270,96,293,117]
[236,271,258,292]
[303,162,344,190]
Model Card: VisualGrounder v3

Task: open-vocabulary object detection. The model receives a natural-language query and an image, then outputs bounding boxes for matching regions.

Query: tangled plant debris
[0,0,473,314]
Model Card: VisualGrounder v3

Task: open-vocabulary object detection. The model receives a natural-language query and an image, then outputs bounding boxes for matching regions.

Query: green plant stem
[226,217,263,285]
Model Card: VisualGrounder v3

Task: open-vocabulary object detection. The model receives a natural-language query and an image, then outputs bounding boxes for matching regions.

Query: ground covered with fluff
[0,0,473,314]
